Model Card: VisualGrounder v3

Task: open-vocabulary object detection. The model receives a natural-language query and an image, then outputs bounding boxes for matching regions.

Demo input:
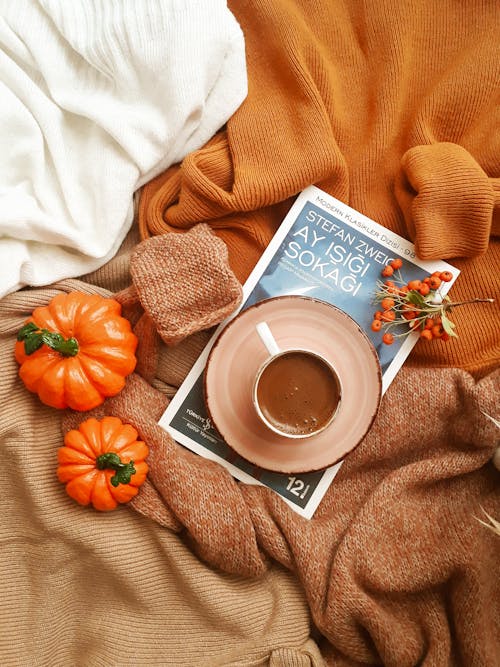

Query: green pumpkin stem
[17,322,79,357]
[95,452,136,487]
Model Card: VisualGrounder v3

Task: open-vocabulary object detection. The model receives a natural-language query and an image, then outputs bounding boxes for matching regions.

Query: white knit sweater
[0,0,247,297]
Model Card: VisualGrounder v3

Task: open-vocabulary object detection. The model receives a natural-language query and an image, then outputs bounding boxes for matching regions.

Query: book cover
[158,186,460,518]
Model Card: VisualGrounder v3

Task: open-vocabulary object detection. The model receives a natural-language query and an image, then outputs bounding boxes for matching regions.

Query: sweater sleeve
[394,142,499,260]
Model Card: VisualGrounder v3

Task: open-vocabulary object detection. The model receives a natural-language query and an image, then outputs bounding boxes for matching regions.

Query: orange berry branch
[371,259,494,345]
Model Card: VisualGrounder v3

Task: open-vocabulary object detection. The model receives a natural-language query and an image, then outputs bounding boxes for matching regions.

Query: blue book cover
[158,186,459,518]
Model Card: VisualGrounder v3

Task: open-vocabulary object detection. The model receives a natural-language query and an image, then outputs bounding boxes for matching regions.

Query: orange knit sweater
[139,0,500,377]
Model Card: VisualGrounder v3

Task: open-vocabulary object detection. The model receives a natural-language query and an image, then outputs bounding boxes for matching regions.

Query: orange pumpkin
[15,292,137,411]
[57,416,149,511]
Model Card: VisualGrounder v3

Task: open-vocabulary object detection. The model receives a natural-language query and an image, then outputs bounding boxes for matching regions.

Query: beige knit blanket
[1,226,499,666]
[0,232,322,667]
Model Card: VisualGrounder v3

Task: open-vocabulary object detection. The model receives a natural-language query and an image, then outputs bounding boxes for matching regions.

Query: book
[158,185,459,518]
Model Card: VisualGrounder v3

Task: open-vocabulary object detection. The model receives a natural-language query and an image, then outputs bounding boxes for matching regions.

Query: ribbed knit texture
[139,0,500,377]
[0,0,247,298]
[0,281,322,667]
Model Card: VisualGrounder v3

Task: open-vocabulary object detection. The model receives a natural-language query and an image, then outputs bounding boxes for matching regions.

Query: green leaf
[41,331,64,347]
[441,312,458,337]
[17,322,39,341]
[110,461,136,487]
[95,452,136,486]
[56,337,79,357]
[407,291,426,308]
[39,330,79,357]
[96,452,122,470]
[24,333,44,354]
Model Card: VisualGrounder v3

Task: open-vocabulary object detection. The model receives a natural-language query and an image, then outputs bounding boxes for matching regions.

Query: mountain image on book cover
[159,186,459,519]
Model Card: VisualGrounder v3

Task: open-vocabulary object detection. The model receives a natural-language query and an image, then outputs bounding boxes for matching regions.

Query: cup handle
[256,321,281,357]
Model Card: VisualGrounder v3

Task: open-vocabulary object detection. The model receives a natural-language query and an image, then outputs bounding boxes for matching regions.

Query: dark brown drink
[255,350,341,437]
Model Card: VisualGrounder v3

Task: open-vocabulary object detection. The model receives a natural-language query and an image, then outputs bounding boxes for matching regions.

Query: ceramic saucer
[204,296,382,473]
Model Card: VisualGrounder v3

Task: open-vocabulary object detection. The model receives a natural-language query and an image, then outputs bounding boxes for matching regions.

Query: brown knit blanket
[2,223,498,666]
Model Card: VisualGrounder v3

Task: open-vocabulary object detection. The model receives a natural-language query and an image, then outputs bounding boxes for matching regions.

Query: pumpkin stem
[17,322,79,357]
[95,452,136,487]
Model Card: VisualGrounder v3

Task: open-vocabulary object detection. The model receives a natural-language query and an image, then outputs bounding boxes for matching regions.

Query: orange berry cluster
[371,259,454,345]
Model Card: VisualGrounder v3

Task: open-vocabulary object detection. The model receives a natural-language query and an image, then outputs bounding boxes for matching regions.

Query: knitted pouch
[129,224,243,346]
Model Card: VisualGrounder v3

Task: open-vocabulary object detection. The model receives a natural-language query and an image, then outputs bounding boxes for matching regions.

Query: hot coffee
[255,350,341,437]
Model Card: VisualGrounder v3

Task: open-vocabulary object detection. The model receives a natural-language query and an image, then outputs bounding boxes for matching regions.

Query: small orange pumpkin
[15,292,137,411]
[57,416,149,511]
